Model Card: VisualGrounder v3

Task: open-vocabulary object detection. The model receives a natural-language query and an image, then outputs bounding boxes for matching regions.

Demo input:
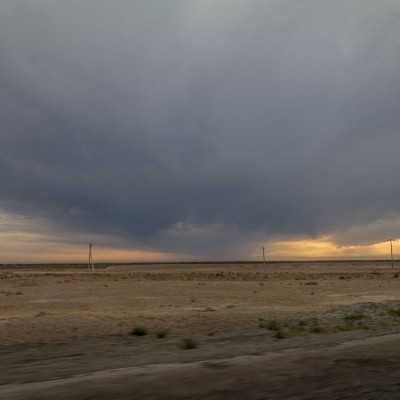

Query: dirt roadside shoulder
[1,332,400,400]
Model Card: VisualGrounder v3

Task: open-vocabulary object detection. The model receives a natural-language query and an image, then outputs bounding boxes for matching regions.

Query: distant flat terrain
[1,262,400,399]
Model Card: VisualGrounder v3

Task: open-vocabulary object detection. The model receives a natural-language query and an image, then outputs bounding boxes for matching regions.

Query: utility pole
[262,246,265,265]
[88,243,95,272]
[385,239,397,269]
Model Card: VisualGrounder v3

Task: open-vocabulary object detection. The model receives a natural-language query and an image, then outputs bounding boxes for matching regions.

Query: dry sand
[1,262,400,399]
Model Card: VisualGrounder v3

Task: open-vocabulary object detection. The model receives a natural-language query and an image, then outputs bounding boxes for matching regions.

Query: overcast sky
[1,0,400,262]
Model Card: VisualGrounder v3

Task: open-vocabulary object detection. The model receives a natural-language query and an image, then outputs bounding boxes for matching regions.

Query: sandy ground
[1,262,400,399]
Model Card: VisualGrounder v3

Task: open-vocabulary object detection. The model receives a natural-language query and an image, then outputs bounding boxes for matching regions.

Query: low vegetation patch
[267,320,281,331]
[182,338,197,349]
[130,327,147,336]
[266,318,359,339]
[275,328,291,339]
[344,313,366,322]
[264,301,400,340]
[388,308,400,317]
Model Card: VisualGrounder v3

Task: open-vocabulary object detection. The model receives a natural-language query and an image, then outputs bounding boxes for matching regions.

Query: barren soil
[1,262,400,399]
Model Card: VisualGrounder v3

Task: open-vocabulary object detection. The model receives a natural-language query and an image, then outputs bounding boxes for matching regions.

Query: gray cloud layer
[1,0,400,256]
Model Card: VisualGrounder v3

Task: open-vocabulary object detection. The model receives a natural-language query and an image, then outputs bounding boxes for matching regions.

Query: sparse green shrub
[267,320,281,331]
[388,308,400,317]
[330,325,345,333]
[357,321,369,330]
[275,328,291,339]
[156,331,167,338]
[130,327,147,336]
[182,338,197,349]
[311,325,329,333]
[344,313,366,322]
[297,320,308,331]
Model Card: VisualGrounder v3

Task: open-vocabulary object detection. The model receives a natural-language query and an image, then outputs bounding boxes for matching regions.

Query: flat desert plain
[1,262,400,399]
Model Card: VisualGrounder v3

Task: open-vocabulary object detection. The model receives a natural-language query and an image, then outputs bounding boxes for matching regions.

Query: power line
[384,239,397,269]
[88,243,95,272]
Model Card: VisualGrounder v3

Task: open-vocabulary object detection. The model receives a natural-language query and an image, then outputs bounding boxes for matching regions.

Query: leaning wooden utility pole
[88,243,95,272]
[262,246,265,265]
[384,239,397,269]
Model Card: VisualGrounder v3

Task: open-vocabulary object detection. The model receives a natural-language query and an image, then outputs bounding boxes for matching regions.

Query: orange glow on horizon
[0,244,180,264]
[257,237,394,260]
[0,231,180,264]
[0,216,396,263]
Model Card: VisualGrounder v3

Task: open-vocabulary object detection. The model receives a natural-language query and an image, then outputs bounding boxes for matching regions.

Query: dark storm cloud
[1,0,400,255]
